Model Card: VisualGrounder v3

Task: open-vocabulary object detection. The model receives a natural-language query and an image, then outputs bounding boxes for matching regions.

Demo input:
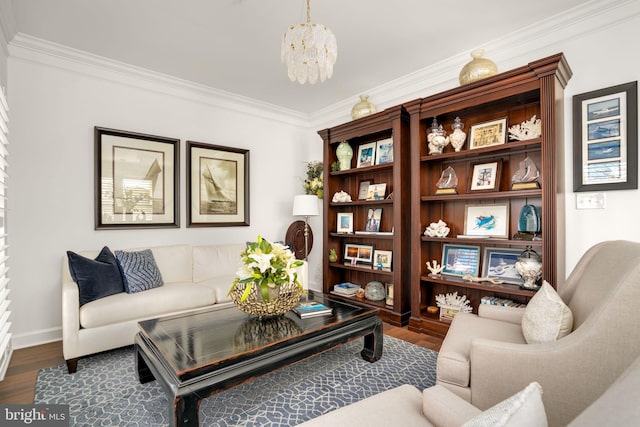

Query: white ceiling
[8,0,590,114]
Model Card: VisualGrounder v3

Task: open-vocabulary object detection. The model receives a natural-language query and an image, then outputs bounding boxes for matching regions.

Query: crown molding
[8,33,312,128]
[310,0,640,130]
[0,0,16,58]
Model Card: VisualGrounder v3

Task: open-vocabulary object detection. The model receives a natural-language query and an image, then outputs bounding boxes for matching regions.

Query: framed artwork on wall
[187,141,250,227]
[573,81,638,191]
[94,127,180,229]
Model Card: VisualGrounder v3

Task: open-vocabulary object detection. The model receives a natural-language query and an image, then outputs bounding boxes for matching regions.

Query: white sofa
[62,243,308,373]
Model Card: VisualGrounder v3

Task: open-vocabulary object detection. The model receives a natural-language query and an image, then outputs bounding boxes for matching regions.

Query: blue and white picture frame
[375,138,393,165]
[482,247,524,285]
[573,81,637,191]
[441,244,481,277]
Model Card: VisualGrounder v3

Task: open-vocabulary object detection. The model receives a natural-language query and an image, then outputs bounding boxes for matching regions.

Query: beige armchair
[436,240,640,426]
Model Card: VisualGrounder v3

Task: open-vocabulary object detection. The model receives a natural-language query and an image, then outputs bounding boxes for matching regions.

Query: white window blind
[0,86,11,381]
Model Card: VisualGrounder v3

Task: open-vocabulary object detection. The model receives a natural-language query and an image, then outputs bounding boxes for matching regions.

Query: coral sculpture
[508,115,542,141]
[424,220,450,238]
[426,260,444,276]
[331,190,352,203]
[435,292,473,314]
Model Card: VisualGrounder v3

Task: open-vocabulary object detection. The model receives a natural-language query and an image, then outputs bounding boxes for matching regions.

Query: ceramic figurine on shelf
[450,117,467,152]
[427,118,450,155]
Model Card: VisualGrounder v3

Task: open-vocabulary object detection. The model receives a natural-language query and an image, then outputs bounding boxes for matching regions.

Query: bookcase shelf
[406,53,572,337]
[319,106,411,326]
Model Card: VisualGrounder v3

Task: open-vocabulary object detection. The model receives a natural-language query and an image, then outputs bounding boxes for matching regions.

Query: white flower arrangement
[229,236,304,302]
[435,292,472,313]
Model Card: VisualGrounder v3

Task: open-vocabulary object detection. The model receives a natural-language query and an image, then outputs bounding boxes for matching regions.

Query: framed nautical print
[573,81,638,191]
[94,127,180,229]
[187,141,250,227]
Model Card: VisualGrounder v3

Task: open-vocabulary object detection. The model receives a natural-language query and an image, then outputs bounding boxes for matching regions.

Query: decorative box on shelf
[439,305,461,323]
[435,292,472,323]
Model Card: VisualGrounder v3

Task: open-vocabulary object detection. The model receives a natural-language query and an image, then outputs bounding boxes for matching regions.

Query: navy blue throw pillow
[115,249,163,294]
[67,246,125,306]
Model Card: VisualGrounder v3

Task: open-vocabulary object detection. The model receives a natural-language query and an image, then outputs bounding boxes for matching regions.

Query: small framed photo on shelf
[373,249,392,271]
[482,247,524,285]
[469,160,502,192]
[356,142,376,168]
[573,81,638,192]
[365,208,382,232]
[336,212,353,234]
[469,118,508,150]
[366,183,387,200]
[358,180,372,200]
[344,243,375,265]
[463,203,510,239]
[441,244,481,277]
[375,138,393,165]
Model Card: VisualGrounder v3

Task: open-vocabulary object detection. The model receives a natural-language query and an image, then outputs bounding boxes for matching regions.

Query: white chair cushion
[521,280,573,344]
[437,313,525,388]
[198,275,236,303]
[79,282,216,328]
[462,382,547,427]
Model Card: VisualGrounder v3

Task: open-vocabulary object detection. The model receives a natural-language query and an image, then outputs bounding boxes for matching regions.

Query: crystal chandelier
[281,0,337,84]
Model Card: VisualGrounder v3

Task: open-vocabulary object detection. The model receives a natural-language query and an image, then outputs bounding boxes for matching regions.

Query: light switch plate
[576,193,606,209]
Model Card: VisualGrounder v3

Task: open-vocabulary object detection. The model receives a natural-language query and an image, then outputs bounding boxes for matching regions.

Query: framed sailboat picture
[187,141,250,227]
[95,127,180,229]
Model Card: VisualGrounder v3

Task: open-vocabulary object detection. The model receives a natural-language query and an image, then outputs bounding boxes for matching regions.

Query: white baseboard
[11,327,61,349]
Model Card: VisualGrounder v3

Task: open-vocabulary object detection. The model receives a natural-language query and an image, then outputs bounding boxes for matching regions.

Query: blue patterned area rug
[35,335,437,426]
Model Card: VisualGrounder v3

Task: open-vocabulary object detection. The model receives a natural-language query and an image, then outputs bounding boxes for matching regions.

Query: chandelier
[281,0,337,85]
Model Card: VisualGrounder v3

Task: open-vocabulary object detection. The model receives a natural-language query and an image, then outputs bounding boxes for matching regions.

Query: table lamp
[292,195,319,260]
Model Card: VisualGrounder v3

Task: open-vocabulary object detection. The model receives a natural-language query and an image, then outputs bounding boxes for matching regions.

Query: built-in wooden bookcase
[405,54,572,337]
[318,106,411,326]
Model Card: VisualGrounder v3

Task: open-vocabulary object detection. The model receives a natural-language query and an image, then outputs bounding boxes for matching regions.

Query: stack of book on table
[332,282,361,297]
[293,301,333,318]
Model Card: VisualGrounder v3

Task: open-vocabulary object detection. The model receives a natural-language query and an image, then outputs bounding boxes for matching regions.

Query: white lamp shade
[292,195,319,217]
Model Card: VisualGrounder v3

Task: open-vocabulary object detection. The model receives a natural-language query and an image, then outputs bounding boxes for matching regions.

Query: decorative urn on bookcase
[335,141,353,171]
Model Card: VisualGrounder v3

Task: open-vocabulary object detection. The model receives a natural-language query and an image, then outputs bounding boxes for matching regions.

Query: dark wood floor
[0,323,442,404]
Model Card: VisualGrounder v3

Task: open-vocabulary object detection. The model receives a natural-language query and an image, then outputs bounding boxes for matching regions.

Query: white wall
[7,44,323,347]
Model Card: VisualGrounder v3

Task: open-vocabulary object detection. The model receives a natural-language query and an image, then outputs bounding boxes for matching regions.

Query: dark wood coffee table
[134,291,382,427]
